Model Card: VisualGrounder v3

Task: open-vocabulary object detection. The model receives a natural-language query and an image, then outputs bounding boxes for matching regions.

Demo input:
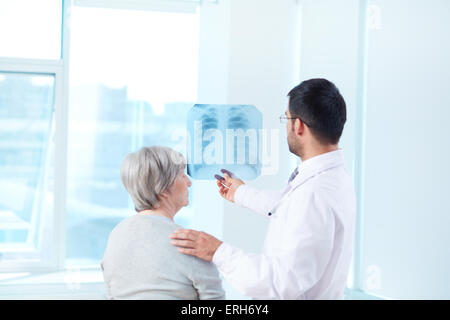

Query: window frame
[0,0,207,297]
[0,0,204,275]
[0,58,67,272]
[0,0,68,272]
[73,0,200,13]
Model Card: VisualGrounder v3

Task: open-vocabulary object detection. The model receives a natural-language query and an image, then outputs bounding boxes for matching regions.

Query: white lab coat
[212,150,356,299]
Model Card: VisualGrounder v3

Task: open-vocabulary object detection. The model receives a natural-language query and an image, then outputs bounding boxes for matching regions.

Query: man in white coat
[170,78,356,300]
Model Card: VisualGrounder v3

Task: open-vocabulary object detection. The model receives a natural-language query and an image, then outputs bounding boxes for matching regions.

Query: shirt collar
[290,149,346,188]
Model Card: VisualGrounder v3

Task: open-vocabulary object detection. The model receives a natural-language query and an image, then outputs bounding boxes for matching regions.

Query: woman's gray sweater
[101,214,225,300]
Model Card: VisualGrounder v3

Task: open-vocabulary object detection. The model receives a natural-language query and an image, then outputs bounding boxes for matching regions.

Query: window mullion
[53,0,73,271]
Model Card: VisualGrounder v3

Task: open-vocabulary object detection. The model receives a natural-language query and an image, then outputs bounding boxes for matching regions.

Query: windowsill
[344,288,387,300]
[0,268,249,300]
[0,269,385,300]
[0,268,107,299]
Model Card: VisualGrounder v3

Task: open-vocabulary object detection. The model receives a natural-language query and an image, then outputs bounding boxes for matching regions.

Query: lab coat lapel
[268,150,345,217]
[290,150,345,190]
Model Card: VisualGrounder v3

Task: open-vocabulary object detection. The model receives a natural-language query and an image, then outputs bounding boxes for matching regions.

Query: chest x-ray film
[187,104,262,180]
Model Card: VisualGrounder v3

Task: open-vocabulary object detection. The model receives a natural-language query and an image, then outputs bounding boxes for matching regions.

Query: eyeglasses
[279,114,311,127]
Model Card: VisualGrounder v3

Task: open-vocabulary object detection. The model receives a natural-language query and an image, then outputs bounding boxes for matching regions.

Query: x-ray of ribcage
[187,104,262,180]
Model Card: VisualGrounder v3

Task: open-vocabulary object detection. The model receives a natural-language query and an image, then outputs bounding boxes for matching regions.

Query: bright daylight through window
[65,6,199,266]
[0,1,199,271]
[0,0,62,270]
[0,73,56,263]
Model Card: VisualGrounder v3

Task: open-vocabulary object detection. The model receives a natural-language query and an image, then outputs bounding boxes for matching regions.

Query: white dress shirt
[212,149,356,300]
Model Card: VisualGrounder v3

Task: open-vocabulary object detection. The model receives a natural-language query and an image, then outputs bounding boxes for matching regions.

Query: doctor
[170,78,356,299]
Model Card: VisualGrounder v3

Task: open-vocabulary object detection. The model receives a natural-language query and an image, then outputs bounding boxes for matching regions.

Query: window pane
[0,72,55,262]
[66,7,199,266]
[0,0,62,60]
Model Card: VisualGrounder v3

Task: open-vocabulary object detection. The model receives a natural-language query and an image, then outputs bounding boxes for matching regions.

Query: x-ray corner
[187,104,263,180]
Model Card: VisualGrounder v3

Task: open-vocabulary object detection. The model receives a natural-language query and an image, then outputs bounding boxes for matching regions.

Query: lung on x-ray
[186,104,262,180]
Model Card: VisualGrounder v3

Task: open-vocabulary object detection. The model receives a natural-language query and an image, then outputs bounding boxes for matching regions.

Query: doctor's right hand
[216,170,244,203]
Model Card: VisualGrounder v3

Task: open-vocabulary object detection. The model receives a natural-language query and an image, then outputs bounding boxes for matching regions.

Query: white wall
[297,0,450,299]
[192,0,233,240]
[297,0,360,173]
[223,0,300,253]
[297,0,362,289]
[361,0,450,299]
[198,0,300,254]
[197,0,300,299]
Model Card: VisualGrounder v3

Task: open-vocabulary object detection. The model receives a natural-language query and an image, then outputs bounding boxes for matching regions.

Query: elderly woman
[101,146,225,300]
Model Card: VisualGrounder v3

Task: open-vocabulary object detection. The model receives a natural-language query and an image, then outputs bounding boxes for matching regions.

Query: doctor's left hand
[169,229,223,262]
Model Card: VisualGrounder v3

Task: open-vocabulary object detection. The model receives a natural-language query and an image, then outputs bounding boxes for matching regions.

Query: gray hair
[120,146,186,212]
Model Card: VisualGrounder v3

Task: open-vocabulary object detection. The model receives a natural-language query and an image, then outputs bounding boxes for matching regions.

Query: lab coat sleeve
[234,184,285,216]
[212,192,335,299]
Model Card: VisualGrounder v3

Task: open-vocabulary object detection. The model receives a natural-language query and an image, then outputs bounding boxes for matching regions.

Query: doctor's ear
[294,118,306,136]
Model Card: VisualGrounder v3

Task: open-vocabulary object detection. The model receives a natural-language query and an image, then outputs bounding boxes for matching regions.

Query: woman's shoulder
[108,214,178,239]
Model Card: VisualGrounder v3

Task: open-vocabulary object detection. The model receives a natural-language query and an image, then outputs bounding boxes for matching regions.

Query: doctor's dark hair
[287,78,347,145]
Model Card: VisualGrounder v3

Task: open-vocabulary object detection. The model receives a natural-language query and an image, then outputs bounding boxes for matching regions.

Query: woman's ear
[158,191,169,200]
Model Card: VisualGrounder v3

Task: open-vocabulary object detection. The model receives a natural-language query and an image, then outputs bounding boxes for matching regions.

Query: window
[0,0,64,272]
[0,1,200,272]
[66,6,200,266]
[0,72,56,268]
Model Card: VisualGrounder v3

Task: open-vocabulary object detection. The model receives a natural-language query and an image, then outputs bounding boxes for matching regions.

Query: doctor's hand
[216,171,244,203]
[169,229,222,262]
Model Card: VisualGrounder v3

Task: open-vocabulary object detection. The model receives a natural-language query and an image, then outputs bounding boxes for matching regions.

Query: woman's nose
[187,177,192,187]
